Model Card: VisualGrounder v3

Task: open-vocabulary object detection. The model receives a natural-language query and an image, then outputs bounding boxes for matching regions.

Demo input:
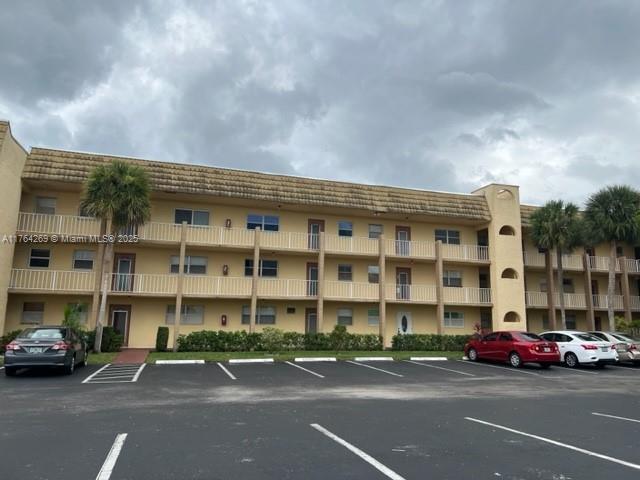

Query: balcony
[324,235,378,256]
[591,294,625,311]
[385,283,437,303]
[525,291,587,309]
[443,287,492,305]
[9,269,95,293]
[17,212,101,237]
[385,239,435,259]
[257,278,317,298]
[324,281,379,301]
[523,251,640,274]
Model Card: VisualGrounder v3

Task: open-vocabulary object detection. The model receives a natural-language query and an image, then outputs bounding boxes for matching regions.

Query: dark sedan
[4,326,88,376]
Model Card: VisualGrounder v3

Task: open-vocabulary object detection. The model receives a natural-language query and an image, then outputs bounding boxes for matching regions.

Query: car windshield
[18,328,67,340]
[574,333,601,342]
[517,332,542,341]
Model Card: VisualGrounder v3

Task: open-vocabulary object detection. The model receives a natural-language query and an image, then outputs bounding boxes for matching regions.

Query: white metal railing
[110,273,177,295]
[183,276,251,297]
[525,291,548,307]
[385,239,436,259]
[441,244,489,262]
[257,278,317,298]
[17,212,101,237]
[385,283,437,303]
[138,222,182,242]
[592,294,625,310]
[324,281,379,300]
[9,269,95,292]
[554,292,587,309]
[631,296,640,312]
[443,287,492,304]
[523,251,583,270]
[324,235,379,256]
[625,258,640,274]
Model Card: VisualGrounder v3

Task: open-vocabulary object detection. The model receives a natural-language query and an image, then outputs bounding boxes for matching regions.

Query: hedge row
[391,334,470,351]
[177,327,382,352]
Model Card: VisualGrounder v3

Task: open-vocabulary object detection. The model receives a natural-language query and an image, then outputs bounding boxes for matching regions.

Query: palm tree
[584,186,640,331]
[530,200,582,330]
[81,161,151,352]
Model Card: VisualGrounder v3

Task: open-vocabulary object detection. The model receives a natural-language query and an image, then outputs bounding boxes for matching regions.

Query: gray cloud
[1,0,640,205]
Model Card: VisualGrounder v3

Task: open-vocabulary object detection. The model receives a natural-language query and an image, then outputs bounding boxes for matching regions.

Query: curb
[354,357,394,362]
[409,357,448,361]
[229,358,274,364]
[295,357,337,362]
[155,360,205,365]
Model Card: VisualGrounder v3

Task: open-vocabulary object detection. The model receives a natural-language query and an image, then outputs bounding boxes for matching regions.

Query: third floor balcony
[523,251,640,274]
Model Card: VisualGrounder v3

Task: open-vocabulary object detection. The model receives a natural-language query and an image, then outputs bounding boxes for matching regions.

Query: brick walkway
[113,348,149,364]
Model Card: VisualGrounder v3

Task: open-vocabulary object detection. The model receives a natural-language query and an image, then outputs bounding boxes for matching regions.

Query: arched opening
[504,311,520,323]
[501,268,518,279]
[497,188,514,200]
[499,225,516,236]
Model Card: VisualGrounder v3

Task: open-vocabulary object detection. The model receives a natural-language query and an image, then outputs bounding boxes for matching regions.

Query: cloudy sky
[1,0,639,205]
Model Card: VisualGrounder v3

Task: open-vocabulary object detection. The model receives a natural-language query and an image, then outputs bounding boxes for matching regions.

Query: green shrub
[100,326,124,352]
[156,326,169,352]
[0,329,22,353]
[329,325,349,351]
[391,334,469,351]
[261,327,285,353]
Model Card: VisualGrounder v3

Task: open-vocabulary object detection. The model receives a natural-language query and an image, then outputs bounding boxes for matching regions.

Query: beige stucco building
[1,120,639,348]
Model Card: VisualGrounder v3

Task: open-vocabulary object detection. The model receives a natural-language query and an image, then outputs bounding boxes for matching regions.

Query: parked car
[3,326,88,376]
[588,331,640,365]
[539,330,618,368]
[464,331,560,368]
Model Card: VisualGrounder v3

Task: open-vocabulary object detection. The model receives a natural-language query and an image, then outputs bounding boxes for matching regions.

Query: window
[499,225,516,236]
[562,278,574,294]
[504,311,520,323]
[241,305,276,325]
[483,332,499,341]
[616,246,624,257]
[566,313,577,330]
[247,214,279,231]
[368,265,380,283]
[542,313,550,330]
[338,221,353,237]
[499,333,513,341]
[244,259,278,277]
[22,302,44,324]
[367,308,379,326]
[165,305,205,325]
[368,224,383,239]
[29,248,50,268]
[444,311,464,328]
[501,268,518,279]
[67,303,89,324]
[35,196,56,215]
[435,229,460,245]
[73,250,95,270]
[337,308,353,326]
[170,256,207,274]
[443,270,462,287]
[540,280,547,292]
[174,209,209,226]
[338,264,353,281]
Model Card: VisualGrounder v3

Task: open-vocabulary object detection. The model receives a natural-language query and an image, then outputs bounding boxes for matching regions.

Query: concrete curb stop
[228,358,274,364]
[155,360,205,365]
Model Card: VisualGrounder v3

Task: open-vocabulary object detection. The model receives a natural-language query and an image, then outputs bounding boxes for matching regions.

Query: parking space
[2,359,640,479]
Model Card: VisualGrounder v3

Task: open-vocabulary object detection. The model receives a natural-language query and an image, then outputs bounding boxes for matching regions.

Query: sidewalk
[113,349,149,364]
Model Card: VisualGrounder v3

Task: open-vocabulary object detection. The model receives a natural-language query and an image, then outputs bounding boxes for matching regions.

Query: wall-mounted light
[222,265,229,276]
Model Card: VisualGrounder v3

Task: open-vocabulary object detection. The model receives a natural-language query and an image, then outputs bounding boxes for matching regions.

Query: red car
[464,331,560,368]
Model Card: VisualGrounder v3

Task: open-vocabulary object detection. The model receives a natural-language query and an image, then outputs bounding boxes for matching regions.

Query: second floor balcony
[524,291,633,311]
[523,251,640,274]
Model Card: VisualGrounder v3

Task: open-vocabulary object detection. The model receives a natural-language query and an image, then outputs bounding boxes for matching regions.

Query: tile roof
[520,204,539,227]
[23,147,492,221]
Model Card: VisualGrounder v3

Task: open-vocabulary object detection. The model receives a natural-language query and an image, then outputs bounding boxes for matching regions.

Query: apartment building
[0,120,639,348]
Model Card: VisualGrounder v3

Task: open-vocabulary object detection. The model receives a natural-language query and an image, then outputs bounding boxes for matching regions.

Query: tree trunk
[94,218,113,353]
[556,247,566,329]
[544,250,556,330]
[607,239,616,331]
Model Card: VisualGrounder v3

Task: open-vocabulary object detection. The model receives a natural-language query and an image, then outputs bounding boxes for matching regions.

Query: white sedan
[539,330,619,368]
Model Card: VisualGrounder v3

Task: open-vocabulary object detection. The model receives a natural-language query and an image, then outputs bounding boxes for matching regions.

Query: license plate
[28,347,43,354]
[601,347,608,352]
[543,347,550,352]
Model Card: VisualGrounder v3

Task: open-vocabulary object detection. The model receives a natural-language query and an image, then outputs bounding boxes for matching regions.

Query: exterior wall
[0,123,28,335]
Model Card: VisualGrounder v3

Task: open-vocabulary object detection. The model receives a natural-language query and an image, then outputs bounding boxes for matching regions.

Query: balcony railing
[441,244,489,262]
[385,283,437,303]
[592,294,625,310]
[9,269,95,292]
[443,287,492,305]
[525,291,588,309]
[17,212,101,237]
[324,235,379,256]
[183,276,252,297]
[385,239,436,259]
[523,252,584,270]
[257,278,317,298]
[325,281,379,301]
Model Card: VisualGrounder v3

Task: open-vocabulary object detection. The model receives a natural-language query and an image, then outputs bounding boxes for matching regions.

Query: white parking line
[82,364,111,384]
[217,362,237,380]
[404,360,475,377]
[346,360,404,377]
[285,361,325,378]
[96,433,127,480]
[557,366,599,375]
[131,364,146,382]
[0,366,4,370]
[592,412,640,424]
[455,360,541,376]
[465,417,640,471]
[311,424,406,480]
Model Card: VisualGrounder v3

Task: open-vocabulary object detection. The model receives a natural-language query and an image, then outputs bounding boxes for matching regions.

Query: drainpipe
[173,221,187,352]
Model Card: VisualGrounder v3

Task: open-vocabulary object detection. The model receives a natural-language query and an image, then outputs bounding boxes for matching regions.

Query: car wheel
[509,352,522,368]
[540,363,551,369]
[4,367,17,377]
[564,352,579,368]
[64,355,76,375]
[468,348,478,361]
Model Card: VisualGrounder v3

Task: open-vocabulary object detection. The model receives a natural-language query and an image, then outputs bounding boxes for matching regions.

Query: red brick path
[113,348,149,364]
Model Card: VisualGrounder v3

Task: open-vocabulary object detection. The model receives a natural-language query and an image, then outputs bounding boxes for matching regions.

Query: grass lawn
[87,352,118,365]
[147,350,463,363]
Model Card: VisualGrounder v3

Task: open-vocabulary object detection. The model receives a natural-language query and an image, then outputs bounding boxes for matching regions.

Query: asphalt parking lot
[1,359,640,479]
